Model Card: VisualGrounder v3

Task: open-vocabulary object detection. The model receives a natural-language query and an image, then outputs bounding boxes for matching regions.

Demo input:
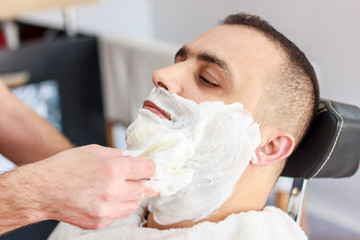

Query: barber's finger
[121,180,159,201]
[123,157,156,180]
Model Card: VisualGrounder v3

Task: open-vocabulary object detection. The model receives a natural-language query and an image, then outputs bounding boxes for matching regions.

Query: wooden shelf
[0,0,99,20]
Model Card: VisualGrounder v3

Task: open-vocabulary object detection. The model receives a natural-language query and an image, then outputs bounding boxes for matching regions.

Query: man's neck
[146,199,264,230]
[146,207,229,230]
[147,178,269,229]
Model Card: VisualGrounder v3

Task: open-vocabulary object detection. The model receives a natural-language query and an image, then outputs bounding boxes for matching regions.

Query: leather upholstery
[281,100,360,179]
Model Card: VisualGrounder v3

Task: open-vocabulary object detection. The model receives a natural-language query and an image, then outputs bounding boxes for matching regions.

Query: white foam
[126,87,261,225]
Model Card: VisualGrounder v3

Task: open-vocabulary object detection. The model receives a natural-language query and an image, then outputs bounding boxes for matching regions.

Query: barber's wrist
[0,166,46,234]
[6,164,48,221]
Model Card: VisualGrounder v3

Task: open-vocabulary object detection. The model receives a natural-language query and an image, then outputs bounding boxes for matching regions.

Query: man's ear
[254,130,295,166]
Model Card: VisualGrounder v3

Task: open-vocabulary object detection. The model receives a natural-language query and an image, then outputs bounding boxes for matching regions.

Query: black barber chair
[281,100,360,223]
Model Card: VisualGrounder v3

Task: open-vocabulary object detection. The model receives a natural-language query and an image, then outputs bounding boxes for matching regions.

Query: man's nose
[152,65,184,95]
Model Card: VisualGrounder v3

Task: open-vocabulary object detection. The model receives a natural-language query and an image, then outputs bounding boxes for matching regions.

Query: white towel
[99,36,180,125]
[49,201,307,240]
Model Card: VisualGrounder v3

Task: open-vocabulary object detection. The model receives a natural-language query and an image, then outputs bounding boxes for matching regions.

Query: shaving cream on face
[126,87,261,225]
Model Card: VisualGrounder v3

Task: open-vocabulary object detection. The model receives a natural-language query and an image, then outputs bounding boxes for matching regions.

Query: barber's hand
[19,144,158,230]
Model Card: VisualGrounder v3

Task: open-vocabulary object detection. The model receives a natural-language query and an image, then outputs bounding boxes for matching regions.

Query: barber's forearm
[0,81,72,165]
[0,166,45,235]
[0,102,73,165]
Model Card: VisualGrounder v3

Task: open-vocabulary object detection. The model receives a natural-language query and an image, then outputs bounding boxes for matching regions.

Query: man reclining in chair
[49,13,319,240]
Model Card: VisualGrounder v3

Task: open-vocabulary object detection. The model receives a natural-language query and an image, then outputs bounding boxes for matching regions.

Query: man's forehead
[190,25,267,46]
[184,25,282,76]
[185,25,280,64]
[173,26,262,81]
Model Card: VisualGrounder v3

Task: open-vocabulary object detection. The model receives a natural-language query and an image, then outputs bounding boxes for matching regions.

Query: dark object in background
[0,22,106,240]
[0,23,106,147]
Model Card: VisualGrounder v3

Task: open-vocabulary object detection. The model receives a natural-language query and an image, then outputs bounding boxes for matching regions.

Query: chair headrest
[281,99,360,179]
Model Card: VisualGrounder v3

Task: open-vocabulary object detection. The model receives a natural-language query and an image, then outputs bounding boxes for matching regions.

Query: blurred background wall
[23,0,360,107]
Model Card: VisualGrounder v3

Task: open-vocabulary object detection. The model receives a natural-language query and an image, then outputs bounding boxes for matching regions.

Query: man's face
[130,25,281,225]
[151,25,282,115]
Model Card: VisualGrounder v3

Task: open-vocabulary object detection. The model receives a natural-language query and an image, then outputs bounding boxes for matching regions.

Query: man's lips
[142,100,171,120]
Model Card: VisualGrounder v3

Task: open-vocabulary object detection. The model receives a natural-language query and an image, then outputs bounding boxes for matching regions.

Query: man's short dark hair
[221,13,319,144]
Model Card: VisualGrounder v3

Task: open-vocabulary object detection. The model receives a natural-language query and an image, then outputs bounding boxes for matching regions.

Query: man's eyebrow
[198,52,232,76]
[174,46,187,60]
[174,46,233,77]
